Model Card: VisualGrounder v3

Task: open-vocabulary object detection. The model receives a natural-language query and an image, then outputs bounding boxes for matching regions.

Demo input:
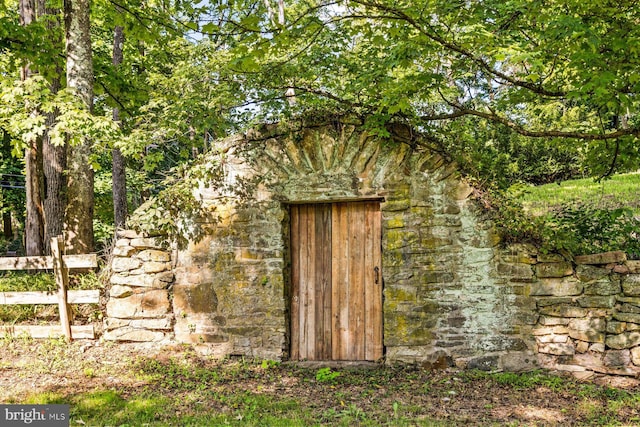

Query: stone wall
[103,231,175,342]
[497,246,640,379]
[101,120,640,381]
[163,122,528,364]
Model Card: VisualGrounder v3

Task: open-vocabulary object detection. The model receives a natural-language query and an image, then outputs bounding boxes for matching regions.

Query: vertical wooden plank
[370,202,383,360]
[330,203,339,360]
[331,202,348,360]
[348,203,365,360]
[322,204,333,360]
[290,205,300,360]
[364,202,375,360]
[340,203,351,360]
[306,204,316,359]
[315,204,332,359]
[51,236,72,342]
[299,205,310,359]
[313,204,323,359]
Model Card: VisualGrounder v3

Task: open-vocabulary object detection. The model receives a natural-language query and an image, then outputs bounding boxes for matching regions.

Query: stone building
[105,118,640,379]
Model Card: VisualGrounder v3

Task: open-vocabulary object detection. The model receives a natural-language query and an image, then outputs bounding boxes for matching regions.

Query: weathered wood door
[290,201,382,361]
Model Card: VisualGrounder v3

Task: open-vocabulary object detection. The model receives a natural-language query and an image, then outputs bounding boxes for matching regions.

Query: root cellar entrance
[289,201,383,361]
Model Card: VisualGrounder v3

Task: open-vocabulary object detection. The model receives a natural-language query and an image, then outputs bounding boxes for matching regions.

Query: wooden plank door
[290,201,382,361]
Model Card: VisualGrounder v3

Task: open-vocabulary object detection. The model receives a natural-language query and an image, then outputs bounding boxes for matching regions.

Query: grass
[0,271,102,323]
[520,171,640,216]
[505,171,640,257]
[3,340,640,426]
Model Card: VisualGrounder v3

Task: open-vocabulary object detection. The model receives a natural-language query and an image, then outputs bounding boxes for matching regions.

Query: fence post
[51,236,72,342]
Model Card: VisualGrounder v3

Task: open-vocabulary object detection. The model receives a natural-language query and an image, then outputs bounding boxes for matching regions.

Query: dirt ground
[1,339,640,426]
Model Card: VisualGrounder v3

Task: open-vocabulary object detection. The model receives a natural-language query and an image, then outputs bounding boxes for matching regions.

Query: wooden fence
[0,236,99,341]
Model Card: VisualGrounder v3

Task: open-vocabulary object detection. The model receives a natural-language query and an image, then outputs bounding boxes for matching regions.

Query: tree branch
[348,0,567,98]
[422,99,639,140]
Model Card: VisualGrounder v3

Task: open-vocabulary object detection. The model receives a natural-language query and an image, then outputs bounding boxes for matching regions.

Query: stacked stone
[516,249,640,379]
[103,231,174,342]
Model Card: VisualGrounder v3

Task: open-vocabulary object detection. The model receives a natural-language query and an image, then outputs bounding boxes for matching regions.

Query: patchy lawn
[1,338,640,426]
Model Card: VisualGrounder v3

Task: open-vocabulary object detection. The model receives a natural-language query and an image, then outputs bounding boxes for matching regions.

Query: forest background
[1,0,639,258]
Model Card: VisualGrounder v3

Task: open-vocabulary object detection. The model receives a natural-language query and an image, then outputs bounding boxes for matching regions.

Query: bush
[488,188,640,259]
[540,204,640,258]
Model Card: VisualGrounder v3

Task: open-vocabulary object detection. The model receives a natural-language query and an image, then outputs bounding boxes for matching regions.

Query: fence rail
[0,236,98,341]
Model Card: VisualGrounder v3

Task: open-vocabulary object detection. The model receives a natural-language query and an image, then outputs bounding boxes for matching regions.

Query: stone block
[569,318,606,332]
[613,312,640,324]
[568,329,605,343]
[143,261,171,273]
[573,352,604,369]
[114,238,131,247]
[112,245,137,257]
[606,332,640,350]
[467,355,499,371]
[575,340,590,353]
[532,326,569,335]
[536,297,575,307]
[497,263,534,281]
[106,289,170,319]
[537,334,569,343]
[583,280,621,296]
[604,349,631,367]
[530,278,582,296]
[110,272,172,289]
[109,285,133,298]
[590,343,605,353]
[536,262,573,278]
[103,317,129,330]
[575,251,626,265]
[539,316,570,326]
[499,351,538,372]
[516,313,539,325]
[501,254,537,265]
[117,230,145,239]
[385,285,417,302]
[538,342,575,356]
[626,261,640,274]
[607,321,626,334]
[131,237,163,249]
[619,303,640,314]
[385,216,404,229]
[577,296,616,308]
[622,275,640,296]
[135,249,172,262]
[111,257,142,272]
[129,317,173,330]
[616,295,640,305]
[576,265,610,282]
[631,347,640,365]
[613,265,630,274]
[538,304,587,318]
[572,371,596,380]
[537,253,566,263]
[103,327,167,342]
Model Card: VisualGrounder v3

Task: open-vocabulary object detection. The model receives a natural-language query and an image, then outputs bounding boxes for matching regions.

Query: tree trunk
[64,0,94,254]
[39,1,67,254]
[112,24,127,228]
[21,0,46,256]
[43,110,67,250]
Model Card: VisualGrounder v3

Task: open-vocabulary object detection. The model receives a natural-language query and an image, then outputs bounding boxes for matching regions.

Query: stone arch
[167,119,528,364]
